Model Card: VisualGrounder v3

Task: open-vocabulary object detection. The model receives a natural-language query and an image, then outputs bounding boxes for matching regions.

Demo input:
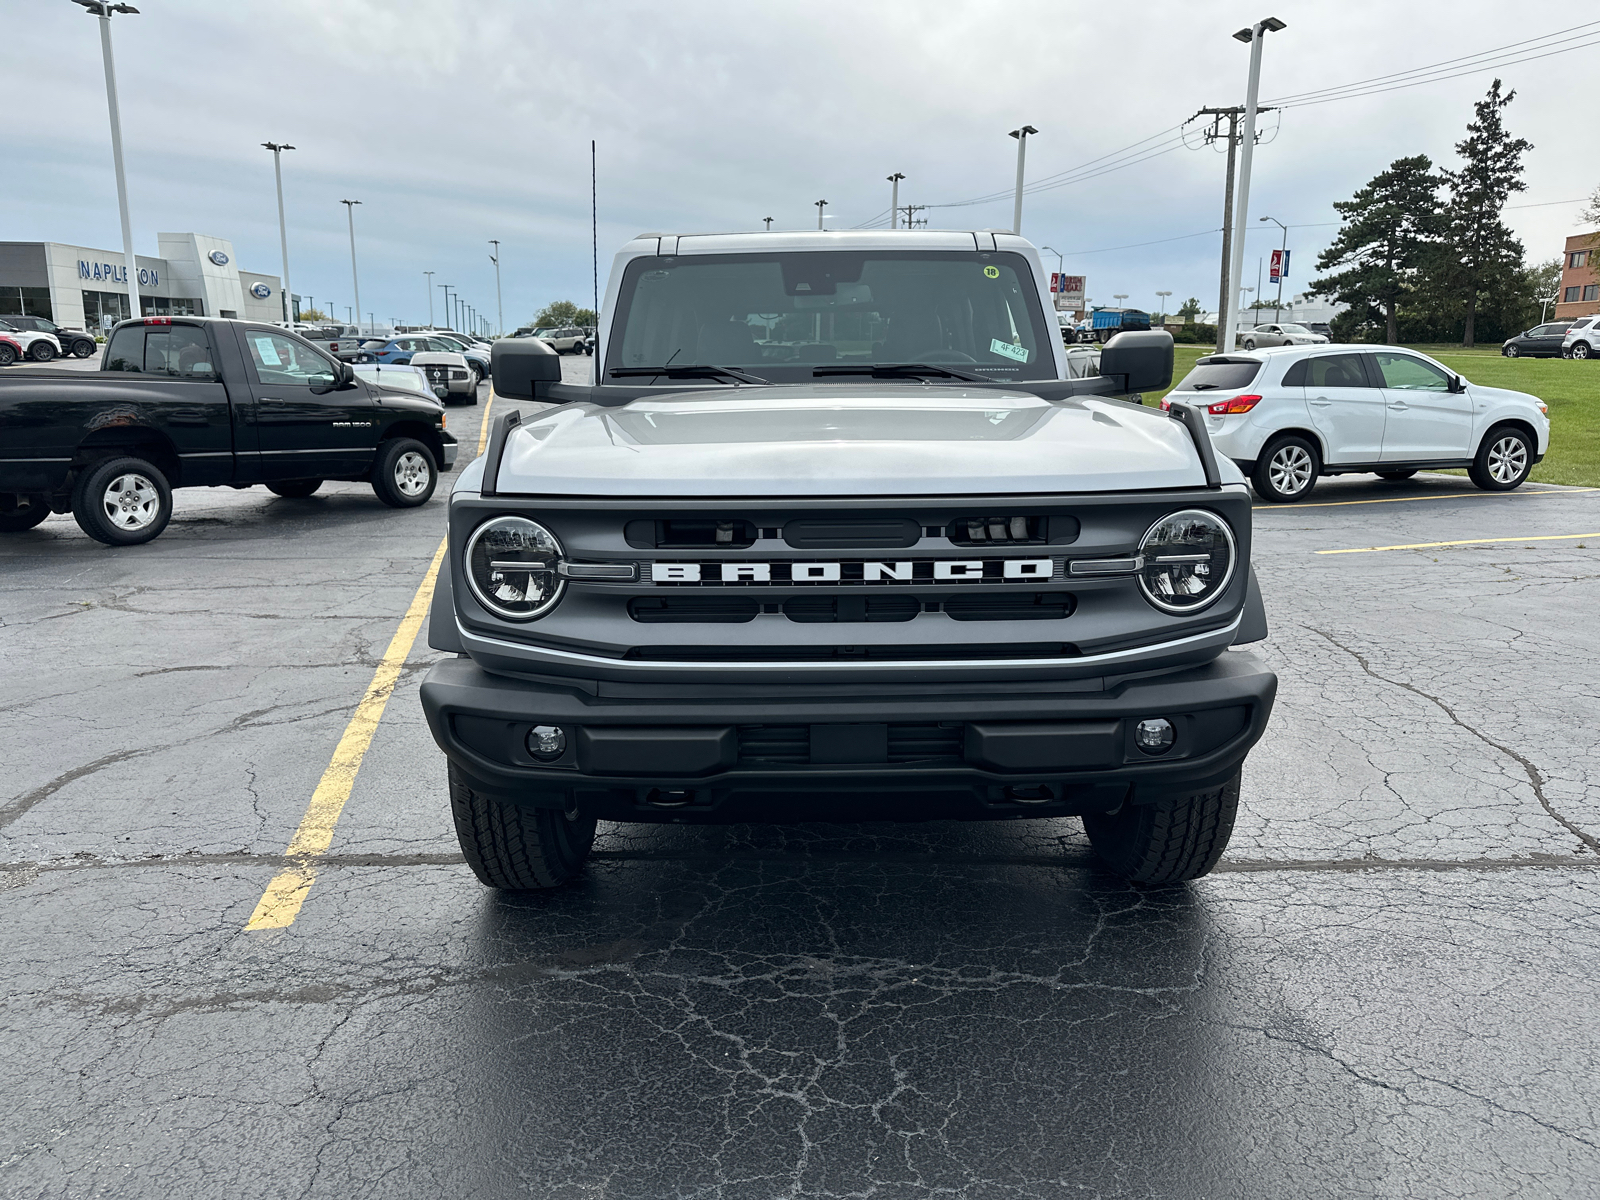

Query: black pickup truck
[0,316,458,546]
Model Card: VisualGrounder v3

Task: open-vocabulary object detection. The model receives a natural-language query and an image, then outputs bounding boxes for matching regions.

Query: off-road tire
[29,341,55,363]
[0,342,15,367]
[267,479,323,498]
[0,493,51,532]
[1082,768,1241,885]
[370,438,437,508]
[448,761,596,890]
[70,455,173,546]
[1251,434,1320,502]
[1468,424,1534,491]
[1375,469,1417,481]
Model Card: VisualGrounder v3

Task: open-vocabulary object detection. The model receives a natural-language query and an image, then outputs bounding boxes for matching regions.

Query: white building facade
[0,233,285,332]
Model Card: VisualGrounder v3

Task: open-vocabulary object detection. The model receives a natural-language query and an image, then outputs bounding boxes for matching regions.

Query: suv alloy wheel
[1252,434,1320,503]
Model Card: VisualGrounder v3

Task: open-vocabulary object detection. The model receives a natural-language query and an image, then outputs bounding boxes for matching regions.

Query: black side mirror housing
[491,337,563,399]
[1099,329,1174,394]
[1448,374,1467,394]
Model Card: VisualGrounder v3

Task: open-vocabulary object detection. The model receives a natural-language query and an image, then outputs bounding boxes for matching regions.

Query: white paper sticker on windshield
[990,339,1029,363]
[253,336,282,366]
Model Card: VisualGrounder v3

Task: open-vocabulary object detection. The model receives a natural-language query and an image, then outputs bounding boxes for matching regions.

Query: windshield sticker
[990,338,1029,363]
[983,266,1000,279]
[252,336,282,366]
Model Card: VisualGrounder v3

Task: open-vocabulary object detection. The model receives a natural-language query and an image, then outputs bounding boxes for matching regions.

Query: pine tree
[1309,156,1443,344]
[1439,79,1532,347]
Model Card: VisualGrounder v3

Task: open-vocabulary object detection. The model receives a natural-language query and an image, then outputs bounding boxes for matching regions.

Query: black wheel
[1573,342,1593,360]
[1504,344,1519,358]
[1251,434,1321,502]
[583,343,594,356]
[448,761,596,890]
[469,363,484,387]
[1468,425,1534,491]
[71,339,96,359]
[29,341,55,363]
[1082,768,1241,885]
[0,343,15,366]
[370,437,437,507]
[0,493,51,532]
[267,479,323,498]
[70,455,172,546]
[1375,469,1417,481]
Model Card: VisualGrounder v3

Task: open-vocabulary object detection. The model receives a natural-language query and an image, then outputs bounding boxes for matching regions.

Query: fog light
[526,725,567,761]
[1135,718,1176,755]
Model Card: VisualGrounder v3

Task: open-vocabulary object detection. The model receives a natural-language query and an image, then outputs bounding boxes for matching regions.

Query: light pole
[1222,17,1287,351]
[887,173,905,229]
[1040,245,1065,315]
[262,142,295,325]
[1114,294,1129,310]
[1259,215,1288,319]
[815,200,828,230]
[339,199,362,332]
[489,241,503,336]
[439,284,451,330]
[74,0,142,321]
[1155,290,1172,324]
[1008,125,1038,235]
[423,270,434,327]
[763,217,773,231]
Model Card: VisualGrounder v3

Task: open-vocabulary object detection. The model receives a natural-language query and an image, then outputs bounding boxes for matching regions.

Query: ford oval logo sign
[208,250,230,266]
[250,282,272,299]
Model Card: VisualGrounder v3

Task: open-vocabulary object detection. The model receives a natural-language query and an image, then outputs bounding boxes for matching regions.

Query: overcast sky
[6,0,1596,328]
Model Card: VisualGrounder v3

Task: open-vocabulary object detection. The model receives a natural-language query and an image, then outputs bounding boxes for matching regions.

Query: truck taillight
[145,317,172,325]
[1207,394,1262,415]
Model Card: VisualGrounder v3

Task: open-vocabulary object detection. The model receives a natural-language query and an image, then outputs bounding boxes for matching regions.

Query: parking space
[5,400,1600,1196]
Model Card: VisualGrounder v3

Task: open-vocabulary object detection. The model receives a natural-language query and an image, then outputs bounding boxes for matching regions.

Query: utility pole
[488,241,503,336]
[340,199,362,332]
[424,270,434,326]
[1222,17,1287,354]
[75,0,142,321]
[887,173,905,229]
[901,204,927,229]
[1009,126,1038,234]
[815,200,828,230]
[1193,103,1276,351]
[262,143,295,325]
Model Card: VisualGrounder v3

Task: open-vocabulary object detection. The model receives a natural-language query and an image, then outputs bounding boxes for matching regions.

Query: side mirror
[491,336,562,399]
[1448,374,1467,394]
[1099,329,1174,394]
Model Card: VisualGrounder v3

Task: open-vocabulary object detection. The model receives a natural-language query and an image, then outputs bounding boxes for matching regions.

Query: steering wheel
[905,348,977,363]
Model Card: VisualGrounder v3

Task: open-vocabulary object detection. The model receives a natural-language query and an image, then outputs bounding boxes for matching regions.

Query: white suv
[1163,345,1550,502]
[1561,315,1597,359]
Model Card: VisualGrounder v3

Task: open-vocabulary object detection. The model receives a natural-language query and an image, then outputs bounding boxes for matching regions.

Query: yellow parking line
[1318,532,1600,555]
[477,385,496,455]
[245,538,448,931]
[1255,486,1596,511]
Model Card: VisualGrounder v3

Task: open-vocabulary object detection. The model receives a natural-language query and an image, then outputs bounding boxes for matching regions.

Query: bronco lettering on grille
[648,559,1056,585]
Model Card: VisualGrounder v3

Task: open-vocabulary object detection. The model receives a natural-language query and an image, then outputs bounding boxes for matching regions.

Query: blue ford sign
[250,282,272,299]
[209,250,230,266]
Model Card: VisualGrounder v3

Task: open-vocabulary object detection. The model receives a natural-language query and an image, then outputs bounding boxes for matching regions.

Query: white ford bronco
[421,230,1276,889]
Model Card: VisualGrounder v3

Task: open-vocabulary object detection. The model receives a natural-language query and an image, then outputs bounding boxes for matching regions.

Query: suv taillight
[1207,394,1262,415]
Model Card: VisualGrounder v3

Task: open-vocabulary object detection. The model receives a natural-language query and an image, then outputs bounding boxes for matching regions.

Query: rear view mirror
[1099,329,1174,395]
[491,337,563,399]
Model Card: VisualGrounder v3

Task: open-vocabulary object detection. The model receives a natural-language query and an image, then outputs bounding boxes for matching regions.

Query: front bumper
[439,432,459,470]
[420,651,1277,822]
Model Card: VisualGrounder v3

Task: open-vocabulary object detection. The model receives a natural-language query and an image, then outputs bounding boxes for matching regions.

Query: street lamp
[439,283,451,330]
[423,270,434,327]
[887,173,905,230]
[1008,125,1038,235]
[1114,293,1129,307]
[339,199,362,332]
[74,0,142,322]
[488,241,503,336]
[815,200,828,230]
[1155,290,1172,324]
[261,142,295,325]
[1259,215,1288,319]
[1221,16,1287,354]
[763,217,773,231]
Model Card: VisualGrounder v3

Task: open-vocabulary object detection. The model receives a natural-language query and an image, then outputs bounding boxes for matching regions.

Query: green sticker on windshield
[990,338,1029,363]
[983,265,1000,279]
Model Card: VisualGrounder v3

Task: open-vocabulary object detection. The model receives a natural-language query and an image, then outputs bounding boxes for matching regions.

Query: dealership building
[0,232,286,331]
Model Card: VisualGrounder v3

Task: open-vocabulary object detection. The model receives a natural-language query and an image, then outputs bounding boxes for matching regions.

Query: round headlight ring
[1136,509,1236,615]
[464,515,565,621]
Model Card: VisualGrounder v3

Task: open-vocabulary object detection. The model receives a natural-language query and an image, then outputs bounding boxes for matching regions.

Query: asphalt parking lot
[4,361,1599,1198]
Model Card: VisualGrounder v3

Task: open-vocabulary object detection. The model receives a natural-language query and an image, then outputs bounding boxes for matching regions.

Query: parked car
[537,325,592,355]
[0,319,62,362]
[1,315,97,358]
[1237,323,1329,350]
[1561,315,1598,359]
[1501,322,1575,358]
[350,362,446,401]
[1162,345,1549,502]
[422,331,493,382]
[0,317,456,543]
[1304,322,1332,337]
[0,334,23,367]
[345,335,482,398]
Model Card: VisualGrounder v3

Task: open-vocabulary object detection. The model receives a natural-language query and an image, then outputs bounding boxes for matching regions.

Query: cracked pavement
[4,368,1599,1198]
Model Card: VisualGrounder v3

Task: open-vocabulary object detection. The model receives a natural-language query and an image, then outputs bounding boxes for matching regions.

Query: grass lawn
[1144,343,1600,487]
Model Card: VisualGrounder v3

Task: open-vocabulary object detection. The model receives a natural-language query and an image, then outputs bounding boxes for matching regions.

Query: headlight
[464,516,564,620]
[1137,509,1236,614]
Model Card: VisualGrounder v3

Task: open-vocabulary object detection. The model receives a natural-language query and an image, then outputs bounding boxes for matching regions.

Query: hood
[492,384,1207,496]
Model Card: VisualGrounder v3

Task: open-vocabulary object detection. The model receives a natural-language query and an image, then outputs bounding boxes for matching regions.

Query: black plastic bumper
[420,652,1277,823]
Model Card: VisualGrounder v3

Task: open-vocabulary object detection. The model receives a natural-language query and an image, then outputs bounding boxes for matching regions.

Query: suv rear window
[1171,357,1262,392]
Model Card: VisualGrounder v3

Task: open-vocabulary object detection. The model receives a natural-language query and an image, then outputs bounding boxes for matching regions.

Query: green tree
[1177,297,1203,323]
[532,300,598,327]
[297,307,329,323]
[1437,79,1532,347]
[1309,155,1443,345]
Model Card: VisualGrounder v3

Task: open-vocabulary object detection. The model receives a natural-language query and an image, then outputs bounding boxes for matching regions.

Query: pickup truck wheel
[1468,425,1534,491]
[1082,768,1241,885]
[71,456,172,546]
[0,343,15,366]
[1251,435,1320,502]
[371,438,437,507]
[29,341,56,362]
[448,762,596,890]
[0,493,51,532]
[267,479,323,498]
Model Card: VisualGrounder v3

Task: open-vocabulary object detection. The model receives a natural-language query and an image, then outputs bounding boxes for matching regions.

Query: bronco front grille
[623,642,1079,662]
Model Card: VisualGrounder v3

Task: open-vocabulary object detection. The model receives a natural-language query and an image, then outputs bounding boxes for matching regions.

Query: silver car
[1238,322,1329,350]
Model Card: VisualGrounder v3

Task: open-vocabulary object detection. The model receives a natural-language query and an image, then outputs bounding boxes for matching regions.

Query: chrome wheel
[101,473,161,531]
[393,451,431,497]
[1487,436,1528,484]
[1574,343,1592,360]
[1269,444,1314,496]
[1504,345,1518,357]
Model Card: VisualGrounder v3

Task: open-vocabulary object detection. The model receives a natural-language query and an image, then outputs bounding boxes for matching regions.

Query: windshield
[1279,324,1311,334]
[606,250,1054,384]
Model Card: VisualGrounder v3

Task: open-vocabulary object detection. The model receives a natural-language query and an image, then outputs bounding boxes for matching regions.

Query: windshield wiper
[609,364,770,385]
[1189,383,1219,391]
[812,362,988,383]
